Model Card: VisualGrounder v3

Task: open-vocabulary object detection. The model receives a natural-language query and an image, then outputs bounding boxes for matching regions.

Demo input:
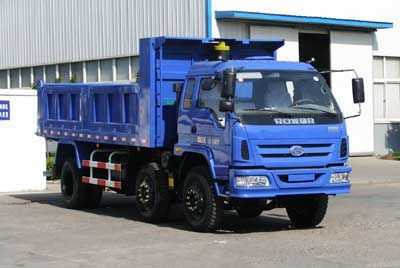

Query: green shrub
[46,153,55,171]
[392,151,400,160]
[392,151,400,157]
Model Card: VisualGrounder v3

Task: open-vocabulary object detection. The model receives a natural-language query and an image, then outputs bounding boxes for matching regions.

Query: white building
[0,0,399,191]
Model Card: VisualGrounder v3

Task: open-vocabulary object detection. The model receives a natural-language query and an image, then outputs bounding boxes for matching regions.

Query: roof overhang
[215,11,393,31]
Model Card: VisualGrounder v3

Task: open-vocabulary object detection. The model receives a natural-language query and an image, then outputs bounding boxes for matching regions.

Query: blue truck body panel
[37,36,351,199]
[37,82,152,147]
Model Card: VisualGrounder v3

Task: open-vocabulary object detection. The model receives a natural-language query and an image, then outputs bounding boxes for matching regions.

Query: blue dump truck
[37,37,365,232]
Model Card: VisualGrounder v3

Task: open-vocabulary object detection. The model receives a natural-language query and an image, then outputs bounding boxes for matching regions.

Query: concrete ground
[1,157,400,268]
[349,156,400,184]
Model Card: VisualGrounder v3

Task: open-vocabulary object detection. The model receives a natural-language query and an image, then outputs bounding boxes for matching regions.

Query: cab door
[191,77,231,172]
[177,77,198,146]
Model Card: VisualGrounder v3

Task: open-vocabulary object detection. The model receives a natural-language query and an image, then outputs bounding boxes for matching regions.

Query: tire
[182,167,223,232]
[60,158,103,209]
[135,163,170,223]
[60,159,87,209]
[285,194,328,228]
[235,199,265,218]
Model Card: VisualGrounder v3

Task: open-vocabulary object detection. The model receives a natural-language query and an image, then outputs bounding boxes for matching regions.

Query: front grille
[261,153,328,158]
[257,143,333,158]
[258,144,331,149]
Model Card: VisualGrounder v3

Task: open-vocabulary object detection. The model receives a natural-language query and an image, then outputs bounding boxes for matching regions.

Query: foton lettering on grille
[274,118,315,125]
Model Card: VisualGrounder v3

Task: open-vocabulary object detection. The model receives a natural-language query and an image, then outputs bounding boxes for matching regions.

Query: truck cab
[173,41,364,230]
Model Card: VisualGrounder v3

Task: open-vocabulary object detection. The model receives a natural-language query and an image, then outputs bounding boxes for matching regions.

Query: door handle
[191,125,197,134]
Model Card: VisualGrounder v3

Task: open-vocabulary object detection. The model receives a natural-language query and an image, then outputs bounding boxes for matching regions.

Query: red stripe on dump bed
[82,160,90,167]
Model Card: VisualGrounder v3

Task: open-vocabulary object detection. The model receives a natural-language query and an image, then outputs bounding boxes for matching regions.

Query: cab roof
[187,60,316,77]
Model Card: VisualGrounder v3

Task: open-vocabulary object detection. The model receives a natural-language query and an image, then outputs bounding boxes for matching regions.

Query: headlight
[329,172,350,184]
[235,176,270,187]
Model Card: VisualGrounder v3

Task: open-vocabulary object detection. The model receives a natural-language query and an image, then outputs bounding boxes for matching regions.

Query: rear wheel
[60,159,103,209]
[235,199,265,218]
[182,167,223,232]
[285,194,328,228]
[60,159,87,209]
[135,163,170,222]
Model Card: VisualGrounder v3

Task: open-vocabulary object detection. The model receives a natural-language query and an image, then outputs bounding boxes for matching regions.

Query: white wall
[330,31,374,154]
[217,21,249,39]
[0,89,46,192]
[250,25,299,61]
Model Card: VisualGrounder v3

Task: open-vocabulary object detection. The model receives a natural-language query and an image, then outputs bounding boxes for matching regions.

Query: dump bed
[37,82,154,146]
[37,36,284,148]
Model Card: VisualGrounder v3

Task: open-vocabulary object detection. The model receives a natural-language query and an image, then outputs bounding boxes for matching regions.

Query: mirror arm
[319,69,359,78]
[320,69,364,118]
[344,103,362,119]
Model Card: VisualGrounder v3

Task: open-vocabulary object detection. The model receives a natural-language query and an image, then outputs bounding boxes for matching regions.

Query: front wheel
[182,167,223,232]
[285,194,328,228]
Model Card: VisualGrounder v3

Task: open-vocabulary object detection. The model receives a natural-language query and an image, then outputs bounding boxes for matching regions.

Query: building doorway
[299,33,331,86]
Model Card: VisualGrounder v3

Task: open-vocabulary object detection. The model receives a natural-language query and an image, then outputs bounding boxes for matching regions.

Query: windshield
[234,71,342,124]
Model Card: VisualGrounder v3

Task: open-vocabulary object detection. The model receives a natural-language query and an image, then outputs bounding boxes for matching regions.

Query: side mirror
[221,68,236,99]
[201,78,216,91]
[219,100,234,112]
[352,78,365,103]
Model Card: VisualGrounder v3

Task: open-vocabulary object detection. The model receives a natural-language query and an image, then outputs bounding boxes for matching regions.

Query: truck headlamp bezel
[235,176,270,187]
[329,172,350,184]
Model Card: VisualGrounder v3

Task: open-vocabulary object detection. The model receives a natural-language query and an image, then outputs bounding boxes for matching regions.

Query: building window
[0,70,7,89]
[33,66,44,84]
[71,62,83,82]
[131,56,139,81]
[100,59,113,81]
[86,60,99,82]
[116,57,129,81]
[0,55,141,89]
[10,69,19,88]
[373,56,400,121]
[21,68,31,87]
[58,63,70,82]
[386,58,400,79]
[45,65,57,83]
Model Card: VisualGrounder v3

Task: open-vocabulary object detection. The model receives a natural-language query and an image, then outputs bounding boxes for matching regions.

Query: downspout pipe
[205,0,212,38]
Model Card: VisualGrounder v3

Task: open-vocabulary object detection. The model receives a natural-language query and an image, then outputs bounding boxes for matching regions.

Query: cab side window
[183,78,195,109]
[198,78,225,124]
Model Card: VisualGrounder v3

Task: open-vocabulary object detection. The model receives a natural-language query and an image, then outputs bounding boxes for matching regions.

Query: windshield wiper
[292,106,338,116]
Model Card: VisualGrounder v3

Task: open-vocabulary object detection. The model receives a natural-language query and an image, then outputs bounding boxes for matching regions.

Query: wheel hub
[185,185,205,219]
[137,178,154,210]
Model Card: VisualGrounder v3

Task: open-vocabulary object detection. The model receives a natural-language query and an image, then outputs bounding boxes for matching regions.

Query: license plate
[288,174,315,182]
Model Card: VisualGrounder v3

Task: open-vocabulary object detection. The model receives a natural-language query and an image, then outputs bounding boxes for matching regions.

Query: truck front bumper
[223,166,351,198]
